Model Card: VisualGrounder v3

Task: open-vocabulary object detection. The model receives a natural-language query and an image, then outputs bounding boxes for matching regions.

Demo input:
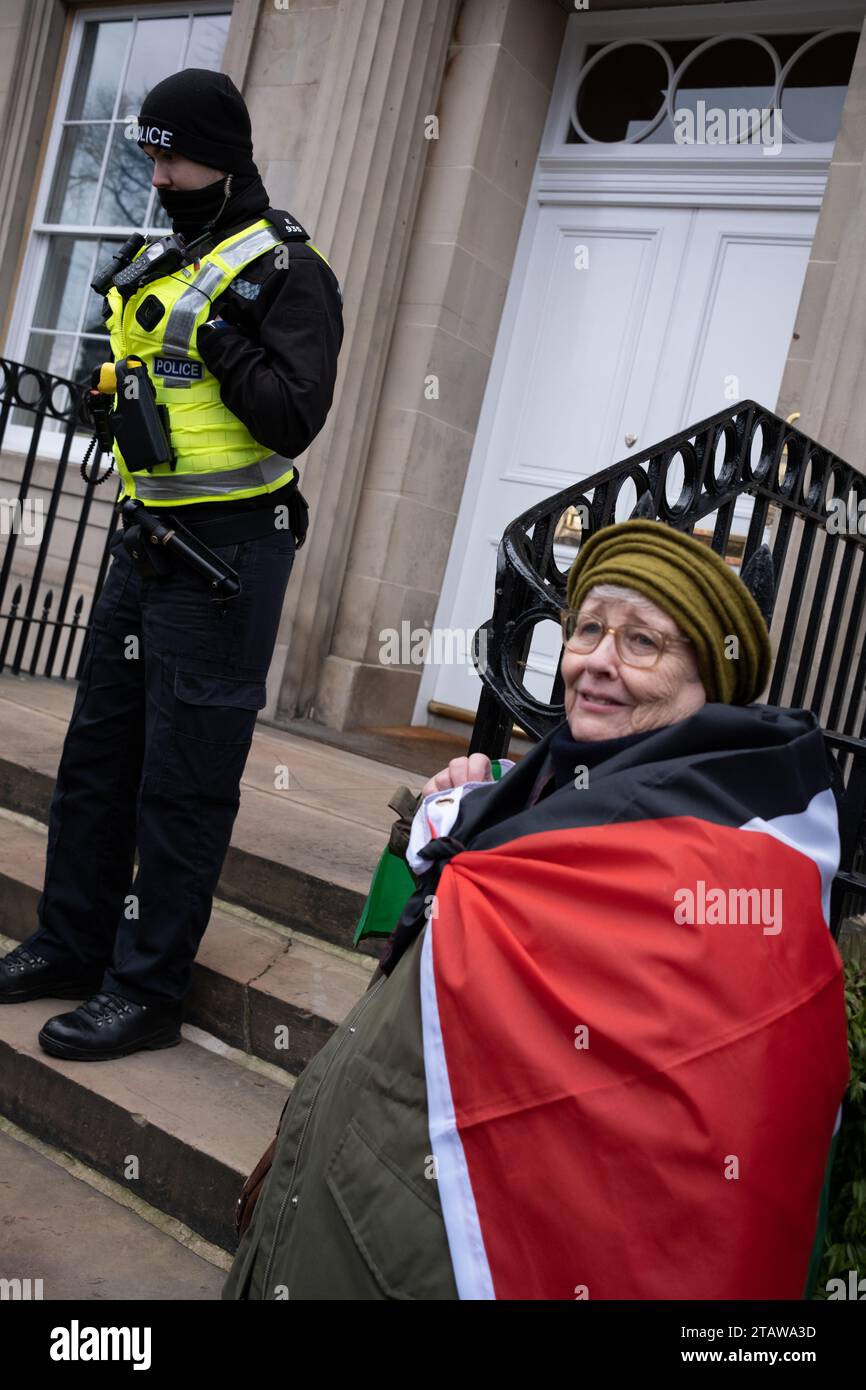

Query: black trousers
[28,524,295,1008]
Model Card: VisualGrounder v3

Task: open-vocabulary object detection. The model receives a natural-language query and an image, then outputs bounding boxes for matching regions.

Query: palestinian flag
[412,704,849,1300]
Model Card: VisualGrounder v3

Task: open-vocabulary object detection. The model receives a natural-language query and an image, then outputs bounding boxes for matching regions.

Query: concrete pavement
[0,1126,225,1300]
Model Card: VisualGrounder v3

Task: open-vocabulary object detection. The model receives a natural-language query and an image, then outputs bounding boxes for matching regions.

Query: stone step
[0,1120,226,1299]
[0,628,422,1267]
[0,990,291,1252]
[0,811,374,1076]
[0,671,425,953]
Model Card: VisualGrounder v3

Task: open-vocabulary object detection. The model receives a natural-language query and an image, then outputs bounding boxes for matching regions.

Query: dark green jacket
[223,927,458,1300]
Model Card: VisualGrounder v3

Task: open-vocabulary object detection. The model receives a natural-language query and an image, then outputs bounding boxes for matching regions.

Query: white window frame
[3,0,232,466]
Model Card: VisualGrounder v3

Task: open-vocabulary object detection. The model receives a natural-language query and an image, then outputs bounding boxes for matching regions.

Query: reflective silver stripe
[155,368,193,390]
[133,454,294,501]
[218,225,282,269]
[161,263,226,355]
[159,225,283,355]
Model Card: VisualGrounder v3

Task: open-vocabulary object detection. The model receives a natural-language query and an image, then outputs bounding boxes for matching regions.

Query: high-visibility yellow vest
[105,218,324,508]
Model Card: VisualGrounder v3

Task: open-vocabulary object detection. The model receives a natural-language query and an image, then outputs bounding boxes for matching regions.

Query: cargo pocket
[325,1119,455,1301]
[163,666,267,800]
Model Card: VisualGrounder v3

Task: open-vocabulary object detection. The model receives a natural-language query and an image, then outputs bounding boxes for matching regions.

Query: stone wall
[0,0,27,131]
[259,0,464,726]
[312,0,567,730]
[771,16,866,734]
[0,0,67,342]
[241,0,338,213]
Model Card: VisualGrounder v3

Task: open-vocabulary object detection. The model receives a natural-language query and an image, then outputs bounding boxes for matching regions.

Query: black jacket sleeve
[196,241,344,459]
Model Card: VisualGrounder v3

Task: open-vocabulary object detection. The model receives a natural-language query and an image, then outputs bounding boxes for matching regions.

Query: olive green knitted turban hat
[565,519,772,705]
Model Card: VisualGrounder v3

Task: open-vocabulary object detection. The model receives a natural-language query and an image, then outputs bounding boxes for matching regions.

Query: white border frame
[3,0,231,465]
[413,0,865,725]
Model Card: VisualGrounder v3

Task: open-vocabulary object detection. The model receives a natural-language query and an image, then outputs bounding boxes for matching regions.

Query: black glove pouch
[287,484,309,549]
[121,523,177,580]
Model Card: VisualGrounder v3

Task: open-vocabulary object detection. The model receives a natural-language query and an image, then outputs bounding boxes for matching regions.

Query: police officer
[0,69,344,1058]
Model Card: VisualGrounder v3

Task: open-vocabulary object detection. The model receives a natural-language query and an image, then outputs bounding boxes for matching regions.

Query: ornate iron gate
[468,399,866,937]
[0,358,116,679]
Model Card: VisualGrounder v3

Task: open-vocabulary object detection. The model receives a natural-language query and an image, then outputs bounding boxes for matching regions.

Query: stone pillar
[312,0,566,730]
[264,0,460,726]
[778,20,866,454]
[772,18,866,729]
[0,0,66,343]
[239,0,340,215]
[221,0,262,93]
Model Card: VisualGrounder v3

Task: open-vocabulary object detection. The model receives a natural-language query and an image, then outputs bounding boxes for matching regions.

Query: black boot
[0,943,104,1004]
[38,991,182,1061]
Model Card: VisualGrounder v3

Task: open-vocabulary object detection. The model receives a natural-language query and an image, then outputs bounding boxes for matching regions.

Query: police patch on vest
[153,356,203,382]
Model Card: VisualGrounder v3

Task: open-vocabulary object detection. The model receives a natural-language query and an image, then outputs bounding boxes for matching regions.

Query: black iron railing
[468,399,866,936]
[0,358,118,679]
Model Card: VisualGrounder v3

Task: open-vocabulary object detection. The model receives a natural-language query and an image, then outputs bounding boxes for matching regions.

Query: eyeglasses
[560,610,691,669]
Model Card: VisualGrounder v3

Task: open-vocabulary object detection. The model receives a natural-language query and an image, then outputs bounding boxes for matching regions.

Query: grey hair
[582,583,658,613]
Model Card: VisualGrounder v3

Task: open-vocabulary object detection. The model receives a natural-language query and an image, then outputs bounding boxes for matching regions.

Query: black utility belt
[122,486,309,550]
[169,504,296,547]
[118,484,309,595]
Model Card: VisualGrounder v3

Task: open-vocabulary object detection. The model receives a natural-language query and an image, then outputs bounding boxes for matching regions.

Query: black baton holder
[119,500,241,600]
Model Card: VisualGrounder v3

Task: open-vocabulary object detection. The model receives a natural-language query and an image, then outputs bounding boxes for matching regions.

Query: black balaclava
[136,68,269,242]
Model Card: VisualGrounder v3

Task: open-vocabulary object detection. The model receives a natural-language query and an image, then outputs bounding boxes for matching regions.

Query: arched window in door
[569,30,859,148]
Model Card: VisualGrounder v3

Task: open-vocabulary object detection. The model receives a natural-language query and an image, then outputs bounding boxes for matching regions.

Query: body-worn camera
[111,235,190,294]
[90,230,204,299]
[90,233,147,297]
[88,357,175,473]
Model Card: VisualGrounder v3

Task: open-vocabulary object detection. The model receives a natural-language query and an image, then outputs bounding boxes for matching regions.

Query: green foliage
[814,961,866,1298]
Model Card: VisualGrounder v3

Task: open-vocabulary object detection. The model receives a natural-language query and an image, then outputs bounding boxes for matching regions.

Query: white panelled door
[428,201,815,717]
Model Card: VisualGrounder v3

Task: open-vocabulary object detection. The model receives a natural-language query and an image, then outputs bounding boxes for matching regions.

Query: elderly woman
[224,518,848,1301]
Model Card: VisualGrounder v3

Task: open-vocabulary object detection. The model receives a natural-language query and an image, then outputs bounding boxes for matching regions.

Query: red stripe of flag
[430,817,849,1299]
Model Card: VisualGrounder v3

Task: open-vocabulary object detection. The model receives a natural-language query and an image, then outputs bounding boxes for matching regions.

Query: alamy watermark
[826,495,866,537]
[50,1321,151,1370]
[674,880,783,935]
[825,1269,865,1299]
[0,1276,43,1299]
[673,101,782,157]
[378,622,488,673]
[0,498,43,545]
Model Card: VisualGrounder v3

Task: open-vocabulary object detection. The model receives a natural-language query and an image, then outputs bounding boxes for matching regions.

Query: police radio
[91,231,209,298]
[111,236,190,292]
[81,357,175,484]
[89,182,311,301]
[90,233,148,296]
[112,357,175,472]
[90,174,237,299]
